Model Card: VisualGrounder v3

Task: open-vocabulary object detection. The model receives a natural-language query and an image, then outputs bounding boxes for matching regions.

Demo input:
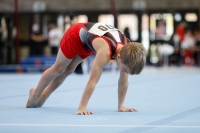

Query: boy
[26,22,146,115]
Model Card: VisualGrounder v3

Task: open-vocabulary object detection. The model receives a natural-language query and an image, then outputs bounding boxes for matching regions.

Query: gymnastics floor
[0,66,200,133]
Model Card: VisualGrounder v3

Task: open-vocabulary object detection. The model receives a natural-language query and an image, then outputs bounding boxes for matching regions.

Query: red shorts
[60,23,93,59]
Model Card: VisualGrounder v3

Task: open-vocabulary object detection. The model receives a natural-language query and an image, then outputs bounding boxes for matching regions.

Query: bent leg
[36,55,83,107]
[26,49,72,108]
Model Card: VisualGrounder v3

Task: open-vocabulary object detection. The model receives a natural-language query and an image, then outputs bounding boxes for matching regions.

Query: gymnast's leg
[35,55,83,107]
[26,49,72,108]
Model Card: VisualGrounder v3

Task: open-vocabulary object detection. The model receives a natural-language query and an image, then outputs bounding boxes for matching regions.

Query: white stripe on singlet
[108,30,121,42]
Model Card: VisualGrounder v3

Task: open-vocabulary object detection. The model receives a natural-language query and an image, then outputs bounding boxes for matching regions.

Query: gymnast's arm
[76,38,110,115]
[118,71,138,112]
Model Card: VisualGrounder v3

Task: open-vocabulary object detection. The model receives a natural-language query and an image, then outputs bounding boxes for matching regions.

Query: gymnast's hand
[118,105,138,112]
[75,109,93,115]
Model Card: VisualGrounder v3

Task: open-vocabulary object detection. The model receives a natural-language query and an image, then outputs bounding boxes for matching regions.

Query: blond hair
[120,42,146,75]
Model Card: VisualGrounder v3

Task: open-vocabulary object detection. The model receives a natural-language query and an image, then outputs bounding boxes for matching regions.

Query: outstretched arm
[118,71,138,112]
[76,38,110,115]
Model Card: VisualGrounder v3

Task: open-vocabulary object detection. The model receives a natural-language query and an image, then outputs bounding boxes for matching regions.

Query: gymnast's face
[116,55,130,74]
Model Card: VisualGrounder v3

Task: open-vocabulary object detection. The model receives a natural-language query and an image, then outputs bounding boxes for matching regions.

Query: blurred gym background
[0,0,200,73]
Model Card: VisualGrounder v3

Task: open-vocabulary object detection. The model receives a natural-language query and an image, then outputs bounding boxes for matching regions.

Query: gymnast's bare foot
[36,93,48,107]
[26,88,39,108]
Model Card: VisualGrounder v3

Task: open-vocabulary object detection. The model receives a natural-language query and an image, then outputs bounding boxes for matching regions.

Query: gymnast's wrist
[78,105,87,110]
[118,104,124,109]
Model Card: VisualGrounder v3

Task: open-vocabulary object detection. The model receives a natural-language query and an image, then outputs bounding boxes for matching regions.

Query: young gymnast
[26,22,146,115]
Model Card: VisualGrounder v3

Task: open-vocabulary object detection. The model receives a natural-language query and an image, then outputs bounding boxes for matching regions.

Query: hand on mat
[118,105,138,112]
[75,109,93,115]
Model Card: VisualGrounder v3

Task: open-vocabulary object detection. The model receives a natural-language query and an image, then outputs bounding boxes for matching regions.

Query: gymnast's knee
[49,64,66,76]
[64,67,75,76]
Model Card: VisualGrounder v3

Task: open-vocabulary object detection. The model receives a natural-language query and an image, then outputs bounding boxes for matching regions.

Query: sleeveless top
[79,22,131,59]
